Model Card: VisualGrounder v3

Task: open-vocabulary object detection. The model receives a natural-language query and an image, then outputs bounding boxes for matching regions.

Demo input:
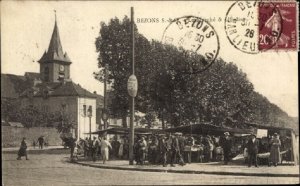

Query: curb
[2,147,67,154]
[72,161,299,177]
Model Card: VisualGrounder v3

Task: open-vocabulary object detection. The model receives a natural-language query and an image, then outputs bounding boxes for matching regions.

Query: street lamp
[87,106,92,139]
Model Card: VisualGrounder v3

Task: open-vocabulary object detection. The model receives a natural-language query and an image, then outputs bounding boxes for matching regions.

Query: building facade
[2,17,102,139]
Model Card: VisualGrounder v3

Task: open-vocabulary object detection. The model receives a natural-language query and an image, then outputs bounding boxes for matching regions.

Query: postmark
[162,16,220,74]
[259,1,298,50]
[225,1,260,54]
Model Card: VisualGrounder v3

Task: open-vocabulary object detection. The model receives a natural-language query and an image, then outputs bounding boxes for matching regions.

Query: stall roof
[164,123,255,135]
[244,122,295,131]
[89,127,164,135]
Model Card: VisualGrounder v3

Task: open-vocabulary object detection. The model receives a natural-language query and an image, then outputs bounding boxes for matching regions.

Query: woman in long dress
[100,136,112,164]
[17,137,29,160]
[269,133,281,167]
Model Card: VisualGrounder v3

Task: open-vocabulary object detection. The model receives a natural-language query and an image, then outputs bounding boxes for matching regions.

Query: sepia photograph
[1,0,299,185]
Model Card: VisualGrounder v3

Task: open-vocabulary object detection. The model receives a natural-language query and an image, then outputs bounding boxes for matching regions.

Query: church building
[3,17,99,139]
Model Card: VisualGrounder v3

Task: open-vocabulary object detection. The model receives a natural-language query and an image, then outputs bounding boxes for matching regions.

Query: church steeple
[38,12,72,64]
[38,12,72,83]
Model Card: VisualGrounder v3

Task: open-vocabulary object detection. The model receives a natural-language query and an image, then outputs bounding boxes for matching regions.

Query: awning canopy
[164,123,255,135]
[244,122,294,131]
[89,127,164,135]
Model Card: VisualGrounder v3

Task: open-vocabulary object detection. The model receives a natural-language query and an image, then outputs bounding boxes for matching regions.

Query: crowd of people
[75,132,234,167]
[133,132,228,167]
[16,131,290,168]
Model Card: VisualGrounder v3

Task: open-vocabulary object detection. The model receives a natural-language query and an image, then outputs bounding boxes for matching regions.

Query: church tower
[38,14,72,83]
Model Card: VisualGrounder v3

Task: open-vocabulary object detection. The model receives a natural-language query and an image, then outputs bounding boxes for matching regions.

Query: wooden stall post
[290,130,299,165]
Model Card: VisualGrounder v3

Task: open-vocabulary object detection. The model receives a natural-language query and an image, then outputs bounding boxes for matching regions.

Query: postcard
[1,0,299,185]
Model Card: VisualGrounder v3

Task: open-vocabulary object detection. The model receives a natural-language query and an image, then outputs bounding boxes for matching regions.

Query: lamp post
[87,106,92,139]
[127,7,138,165]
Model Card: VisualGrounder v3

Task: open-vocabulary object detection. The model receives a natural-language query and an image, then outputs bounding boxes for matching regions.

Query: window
[88,106,92,115]
[83,105,86,117]
[86,106,93,117]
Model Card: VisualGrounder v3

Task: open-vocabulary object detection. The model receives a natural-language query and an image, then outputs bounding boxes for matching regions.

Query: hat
[175,132,181,136]
[224,132,230,136]
[251,133,256,137]
[274,133,278,136]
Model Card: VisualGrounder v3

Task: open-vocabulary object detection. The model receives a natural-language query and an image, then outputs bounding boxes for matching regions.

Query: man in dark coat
[111,137,120,159]
[38,136,44,149]
[247,134,259,167]
[17,137,29,160]
[65,137,77,161]
[221,132,232,165]
[83,137,89,157]
[92,136,100,162]
[158,135,169,167]
[148,135,158,164]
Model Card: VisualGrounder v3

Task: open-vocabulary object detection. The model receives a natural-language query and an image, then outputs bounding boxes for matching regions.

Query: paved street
[2,152,299,185]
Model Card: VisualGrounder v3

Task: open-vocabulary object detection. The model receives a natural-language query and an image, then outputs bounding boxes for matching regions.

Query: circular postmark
[225,1,259,54]
[225,1,282,54]
[162,16,220,74]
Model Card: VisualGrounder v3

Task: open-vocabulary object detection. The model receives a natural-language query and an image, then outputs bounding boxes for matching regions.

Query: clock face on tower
[59,65,65,72]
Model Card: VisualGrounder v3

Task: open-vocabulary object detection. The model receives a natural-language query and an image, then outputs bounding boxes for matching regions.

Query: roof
[1,74,28,99]
[38,20,71,64]
[164,123,255,135]
[34,81,97,98]
[90,127,164,135]
[52,82,97,98]
[24,72,41,80]
[244,122,295,131]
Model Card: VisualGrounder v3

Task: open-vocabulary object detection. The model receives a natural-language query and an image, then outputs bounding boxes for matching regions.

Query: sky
[1,1,298,117]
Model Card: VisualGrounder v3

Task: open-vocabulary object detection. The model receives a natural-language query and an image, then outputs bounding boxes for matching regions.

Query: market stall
[164,123,255,163]
[244,122,298,165]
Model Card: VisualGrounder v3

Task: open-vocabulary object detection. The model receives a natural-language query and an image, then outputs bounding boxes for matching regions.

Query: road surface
[2,153,299,185]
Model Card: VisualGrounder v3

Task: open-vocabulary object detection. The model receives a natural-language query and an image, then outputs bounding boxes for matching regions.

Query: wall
[21,96,78,123]
[20,96,97,139]
[1,126,62,147]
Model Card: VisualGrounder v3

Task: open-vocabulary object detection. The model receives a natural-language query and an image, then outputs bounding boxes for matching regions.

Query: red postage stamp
[259,1,298,51]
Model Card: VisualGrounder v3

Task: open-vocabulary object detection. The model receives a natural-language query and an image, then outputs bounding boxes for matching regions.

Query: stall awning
[164,123,255,135]
[88,127,164,135]
[244,122,295,131]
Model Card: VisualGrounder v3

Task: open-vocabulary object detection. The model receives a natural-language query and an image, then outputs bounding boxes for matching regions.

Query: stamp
[258,1,283,51]
[162,16,220,73]
[259,1,297,50]
[225,1,260,54]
